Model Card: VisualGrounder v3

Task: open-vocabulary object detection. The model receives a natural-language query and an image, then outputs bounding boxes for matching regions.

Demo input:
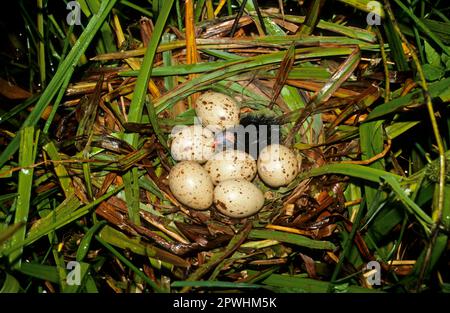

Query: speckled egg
[195,91,240,131]
[257,144,299,187]
[170,125,215,163]
[204,150,257,185]
[214,179,265,218]
[169,161,214,210]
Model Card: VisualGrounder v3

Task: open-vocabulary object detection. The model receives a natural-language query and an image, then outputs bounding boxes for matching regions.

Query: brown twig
[338,139,392,165]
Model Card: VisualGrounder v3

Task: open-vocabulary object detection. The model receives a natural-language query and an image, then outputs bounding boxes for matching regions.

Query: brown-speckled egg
[214,179,265,218]
[257,144,299,187]
[204,150,257,185]
[170,125,215,163]
[169,161,214,210]
[195,91,240,131]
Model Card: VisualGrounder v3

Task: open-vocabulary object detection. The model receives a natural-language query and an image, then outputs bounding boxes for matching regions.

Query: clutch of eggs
[168,91,300,218]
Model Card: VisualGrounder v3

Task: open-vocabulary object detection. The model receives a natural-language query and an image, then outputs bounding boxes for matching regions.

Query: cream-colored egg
[204,150,257,185]
[170,125,215,163]
[257,144,299,187]
[195,91,240,131]
[214,179,265,218]
[169,161,214,210]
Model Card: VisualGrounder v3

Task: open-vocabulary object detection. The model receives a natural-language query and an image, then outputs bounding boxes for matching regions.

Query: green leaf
[424,41,442,68]
[421,19,450,44]
[380,175,433,229]
[385,121,420,139]
[412,234,448,278]
[19,262,59,284]
[84,275,99,293]
[422,64,444,81]
[442,54,450,70]
[0,274,21,293]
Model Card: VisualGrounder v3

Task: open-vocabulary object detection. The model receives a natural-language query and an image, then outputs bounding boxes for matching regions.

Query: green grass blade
[0,0,118,168]
[441,184,450,229]
[9,126,37,268]
[96,234,165,292]
[122,0,174,227]
[125,0,175,144]
[76,221,107,262]
[43,73,73,134]
[296,163,402,185]
[154,47,355,114]
[0,186,123,257]
[37,0,46,88]
[180,224,252,293]
[0,95,39,126]
[84,275,99,293]
[384,12,410,71]
[298,0,325,35]
[42,141,75,198]
[366,78,450,121]
[248,229,335,250]
[139,176,164,200]
[312,47,361,106]
[123,169,140,225]
[393,0,450,55]
[246,270,382,293]
[245,11,377,42]
[359,121,386,210]
[120,0,153,17]
[411,234,448,281]
[171,281,265,289]
[120,61,331,81]
[0,223,25,246]
[97,225,189,268]
[421,18,450,43]
[337,0,385,17]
